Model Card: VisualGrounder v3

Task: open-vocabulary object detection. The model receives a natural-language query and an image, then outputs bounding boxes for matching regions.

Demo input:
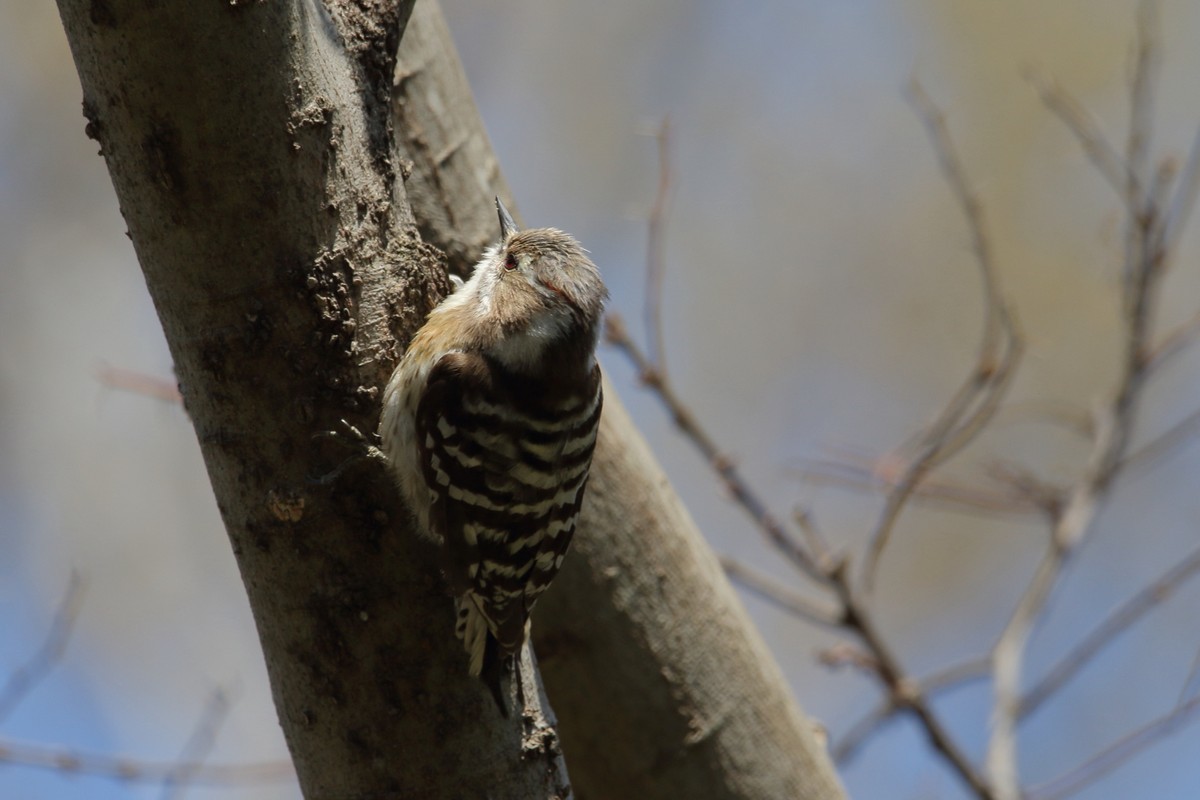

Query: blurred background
[3,0,1200,797]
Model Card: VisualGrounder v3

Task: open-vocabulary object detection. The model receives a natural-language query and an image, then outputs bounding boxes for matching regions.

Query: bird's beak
[496,197,518,239]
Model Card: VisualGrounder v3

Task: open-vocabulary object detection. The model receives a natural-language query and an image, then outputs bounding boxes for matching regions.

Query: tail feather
[455,596,490,677]
[456,596,513,715]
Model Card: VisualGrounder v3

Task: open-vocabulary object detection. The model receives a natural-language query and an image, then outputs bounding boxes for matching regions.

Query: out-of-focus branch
[160,687,234,800]
[0,738,294,787]
[1163,127,1200,253]
[831,575,994,797]
[606,123,997,797]
[1145,311,1200,372]
[96,364,183,405]
[986,8,1195,793]
[859,82,1023,591]
[833,655,991,764]
[1178,647,1200,707]
[610,7,1200,799]
[794,457,1047,520]
[1026,693,1200,800]
[1017,544,1200,721]
[720,557,842,628]
[1025,70,1138,206]
[1119,405,1200,476]
[0,573,86,723]
[605,315,831,583]
[839,545,1200,765]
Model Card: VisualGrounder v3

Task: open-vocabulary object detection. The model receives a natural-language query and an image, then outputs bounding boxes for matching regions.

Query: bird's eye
[504,254,518,271]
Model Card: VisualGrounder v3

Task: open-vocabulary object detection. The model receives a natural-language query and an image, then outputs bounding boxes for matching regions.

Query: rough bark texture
[54,0,568,797]
[393,4,847,799]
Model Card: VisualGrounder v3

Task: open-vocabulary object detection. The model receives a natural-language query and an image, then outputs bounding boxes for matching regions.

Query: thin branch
[0,573,86,723]
[1162,125,1200,254]
[993,399,1094,439]
[1026,693,1200,800]
[793,457,1047,520]
[1025,69,1138,205]
[0,738,294,786]
[833,655,991,764]
[1118,404,1200,477]
[161,687,235,800]
[1145,310,1200,372]
[792,506,835,569]
[987,9,1174,793]
[720,557,842,629]
[1017,544,1200,721]
[609,122,996,798]
[833,575,996,798]
[1125,0,1158,210]
[606,314,827,581]
[859,82,1022,590]
[1178,645,1200,708]
[96,364,183,405]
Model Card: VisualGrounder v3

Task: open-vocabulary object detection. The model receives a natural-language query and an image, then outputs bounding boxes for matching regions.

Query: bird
[379,197,607,684]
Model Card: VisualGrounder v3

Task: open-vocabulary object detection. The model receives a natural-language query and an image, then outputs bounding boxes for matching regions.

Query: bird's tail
[454,595,490,677]
[455,596,514,715]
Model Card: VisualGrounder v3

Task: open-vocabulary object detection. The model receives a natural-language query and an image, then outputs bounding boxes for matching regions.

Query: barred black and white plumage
[379,198,607,678]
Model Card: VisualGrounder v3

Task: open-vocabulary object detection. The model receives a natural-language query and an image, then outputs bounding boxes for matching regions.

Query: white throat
[489,307,570,373]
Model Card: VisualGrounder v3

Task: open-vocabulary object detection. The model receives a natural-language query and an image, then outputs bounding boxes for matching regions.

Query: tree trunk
[55,0,844,797]
[54,1,566,797]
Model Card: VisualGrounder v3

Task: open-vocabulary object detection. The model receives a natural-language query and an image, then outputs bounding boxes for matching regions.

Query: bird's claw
[310,419,388,485]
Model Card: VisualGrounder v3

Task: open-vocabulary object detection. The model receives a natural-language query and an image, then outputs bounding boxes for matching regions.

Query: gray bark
[54,0,566,797]
[393,4,847,799]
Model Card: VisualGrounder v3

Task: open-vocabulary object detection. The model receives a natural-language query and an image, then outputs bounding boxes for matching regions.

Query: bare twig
[1025,70,1138,205]
[1125,0,1158,205]
[609,121,997,797]
[794,457,1046,519]
[818,642,879,676]
[993,399,1094,439]
[0,573,86,723]
[96,363,183,405]
[792,507,835,568]
[1145,310,1200,372]
[1178,646,1200,708]
[833,655,991,764]
[1026,693,1200,800]
[1119,405,1200,477]
[0,738,294,786]
[833,576,996,798]
[160,687,236,800]
[858,82,1022,590]
[1162,126,1200,254]
[987,10,1177,793]
[606,314,828,581]
[1017,545,1200,721]
[720,557,842,628]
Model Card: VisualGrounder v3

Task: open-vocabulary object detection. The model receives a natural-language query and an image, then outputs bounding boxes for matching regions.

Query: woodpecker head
[450,198,607,374]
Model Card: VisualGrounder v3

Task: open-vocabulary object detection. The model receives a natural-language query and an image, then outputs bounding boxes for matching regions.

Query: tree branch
[1026,693,1200,800]
[0,573,85,724]
[604,107,998,800]
[1017,544,1200,721]
[986,8,1189,790]
[0,738,293,788]
[860,81,1023,590]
